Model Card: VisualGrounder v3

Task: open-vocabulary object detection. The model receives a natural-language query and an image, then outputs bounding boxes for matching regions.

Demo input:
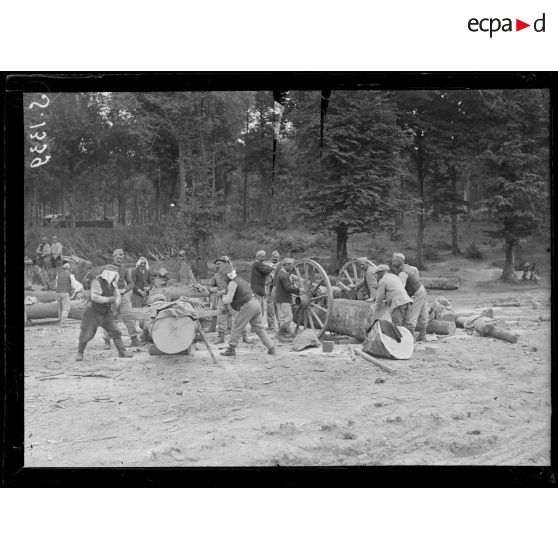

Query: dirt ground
[24,258,551,467]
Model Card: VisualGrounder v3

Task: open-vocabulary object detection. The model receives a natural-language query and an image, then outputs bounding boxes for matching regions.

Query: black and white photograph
[13,78,552,471]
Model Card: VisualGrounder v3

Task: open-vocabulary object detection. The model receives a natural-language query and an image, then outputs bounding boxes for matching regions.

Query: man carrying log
[391,252,428,342]
[372,264,413,334]
[219,264,276,357]
[55,262,73,325]
[350,257,378,301]
[76,265,133,361]
[274,258,302,341]
[104,249,141,349]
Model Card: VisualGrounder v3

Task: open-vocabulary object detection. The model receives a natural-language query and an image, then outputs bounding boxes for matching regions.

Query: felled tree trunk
[24,301,87,321]
[422,277,460,290]
[319,299,391,341]
[473,316,519,343]
[150,285,209,301]
[24,291,58,303]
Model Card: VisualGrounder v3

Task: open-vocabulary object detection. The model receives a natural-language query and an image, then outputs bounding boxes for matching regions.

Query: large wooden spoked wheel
[290,259,333,338]
[336,259,364,299]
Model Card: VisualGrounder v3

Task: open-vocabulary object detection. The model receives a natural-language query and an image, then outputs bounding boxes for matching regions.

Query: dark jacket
[250,260,272,296]
[90,278,115,314]
[274,268,300,303]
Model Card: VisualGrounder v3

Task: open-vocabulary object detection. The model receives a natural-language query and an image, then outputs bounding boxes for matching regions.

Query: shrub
[423,244,441,262]
[464,242,483,260]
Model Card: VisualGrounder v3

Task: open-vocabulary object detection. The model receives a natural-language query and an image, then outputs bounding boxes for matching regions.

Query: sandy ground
[24,271,551,467]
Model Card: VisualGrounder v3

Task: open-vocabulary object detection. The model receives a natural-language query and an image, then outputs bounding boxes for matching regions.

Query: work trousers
[229,298,273,349]
[406,285,428,331]
[391,303,413,333]
[80,307,122,347]
[57,292,71,323]
[216,297,234,333]
[276,301,293,330]
[255,294,268,328]
[266,292,277,329]
[103,292,138,341]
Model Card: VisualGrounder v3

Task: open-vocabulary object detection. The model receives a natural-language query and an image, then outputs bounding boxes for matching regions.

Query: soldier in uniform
[390,252,428,341]
[219,264,276,357]
[76,265,133,361]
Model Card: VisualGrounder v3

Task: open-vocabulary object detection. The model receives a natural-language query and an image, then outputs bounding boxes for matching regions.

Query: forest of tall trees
[23,89,550,277]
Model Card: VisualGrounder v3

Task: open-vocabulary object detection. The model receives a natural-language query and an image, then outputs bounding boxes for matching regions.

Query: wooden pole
[354,348,396,374]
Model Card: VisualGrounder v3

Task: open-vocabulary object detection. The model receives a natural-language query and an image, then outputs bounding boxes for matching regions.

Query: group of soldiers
[72,245,429,362]
[349,253,428,342]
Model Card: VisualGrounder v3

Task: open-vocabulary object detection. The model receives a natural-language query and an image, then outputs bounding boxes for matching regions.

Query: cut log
[149,343,190,356]
[492,301,521,307]
[421,277,460,290]
[321,299,391,341]
[426,319,456,335]
[472,317,519,343]
[24,301,87,321]
[148,302,197,355]
[24,291,58,303]
[354,348,396,374]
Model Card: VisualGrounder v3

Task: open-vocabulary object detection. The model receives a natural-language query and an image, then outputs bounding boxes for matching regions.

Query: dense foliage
[23,89,550,279]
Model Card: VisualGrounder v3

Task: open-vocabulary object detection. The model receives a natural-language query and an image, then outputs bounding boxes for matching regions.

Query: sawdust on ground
[24,275,551,467]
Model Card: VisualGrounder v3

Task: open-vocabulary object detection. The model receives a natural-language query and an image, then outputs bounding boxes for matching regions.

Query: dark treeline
[24,90,550,279]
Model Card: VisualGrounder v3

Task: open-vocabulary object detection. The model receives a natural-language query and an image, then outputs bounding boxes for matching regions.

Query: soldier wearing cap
[55,262,73,325]
[209,256,251,346]
[391,252,428,341]
[50,235,63,271]
[274,257,301,340]
[350,257,378,301]
[103,248,141,349]
[219,263,276,357]
[76,264,132,361]
[250,250,272,328]
[265,250,281,331]
[373,264,413,332]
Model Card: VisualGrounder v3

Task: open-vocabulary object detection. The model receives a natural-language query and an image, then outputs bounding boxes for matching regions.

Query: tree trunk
[501,239,517,281]
[335,226,349,272]
[243,169,248,224]
[177,140,187,207]
[450,166,461,255]
[415,139,425,269]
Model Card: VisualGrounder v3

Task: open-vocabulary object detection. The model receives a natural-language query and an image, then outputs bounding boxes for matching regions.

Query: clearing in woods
[24,255,551,467]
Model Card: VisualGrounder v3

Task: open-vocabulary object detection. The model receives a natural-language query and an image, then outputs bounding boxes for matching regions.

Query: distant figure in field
[250,250,272,328]
[35,236,52,289]
[50,235,63,271]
